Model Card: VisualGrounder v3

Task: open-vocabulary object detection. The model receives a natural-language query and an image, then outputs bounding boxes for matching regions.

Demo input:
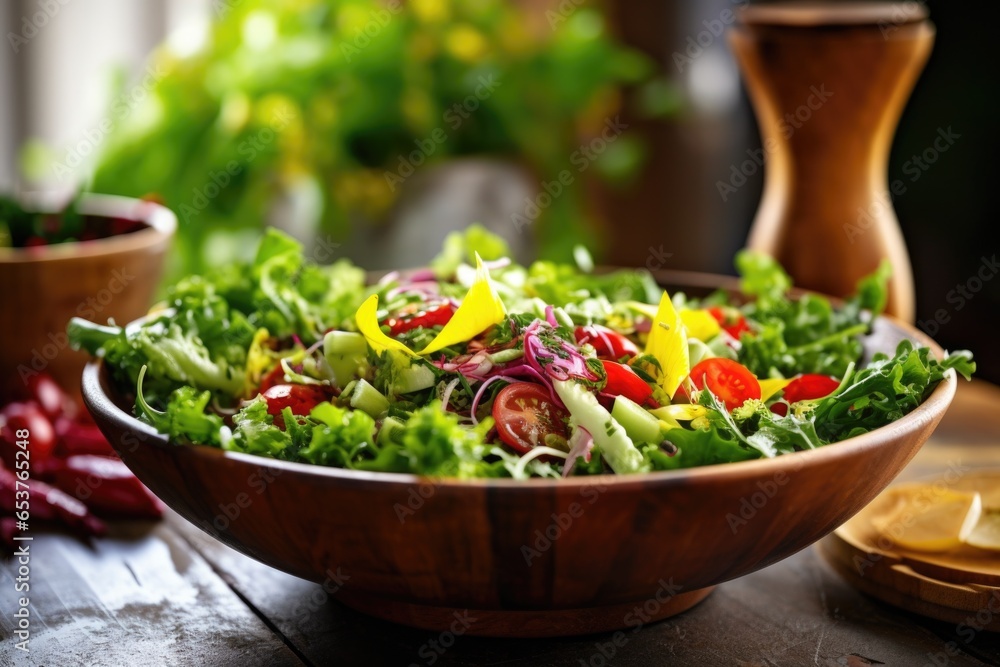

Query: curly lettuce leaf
[430,223,512,279]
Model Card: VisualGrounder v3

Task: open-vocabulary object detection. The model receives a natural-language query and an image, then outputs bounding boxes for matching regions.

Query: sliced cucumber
[707,335,738,360]
[394,363,437,394]
[378,416,405,446]
[611,396,662,444]
[688,338,714,367]
[323,331,370,388]
[553,380,645,474]
[350,379,390,419]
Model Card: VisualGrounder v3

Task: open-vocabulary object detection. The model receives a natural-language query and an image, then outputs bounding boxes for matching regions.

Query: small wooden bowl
[0,194,175,403]
[81,277,957,637]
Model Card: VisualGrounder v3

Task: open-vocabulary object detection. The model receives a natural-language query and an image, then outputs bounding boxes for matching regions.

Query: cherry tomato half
[492,383,571,455]
[386,303,456,336]
[783,374,840,403]
[707,306,752,339]
[602,361,656,407]
[574,325,639,361]
[688,358,761,411]
[261,384,332,426]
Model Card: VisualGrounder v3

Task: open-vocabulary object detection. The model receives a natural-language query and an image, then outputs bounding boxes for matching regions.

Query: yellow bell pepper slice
[355,294,418,357]
[245,328,273,382]
[680,309,721,342]
[419,253,506,355]
[650,404,708,424]
[759,377,794,402]
[644,291,690,397]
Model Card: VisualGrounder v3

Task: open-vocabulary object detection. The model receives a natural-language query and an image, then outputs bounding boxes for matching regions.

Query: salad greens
[69,225,974,479]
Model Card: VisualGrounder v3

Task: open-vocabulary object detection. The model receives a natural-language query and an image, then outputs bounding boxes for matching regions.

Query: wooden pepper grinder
[729,2,934,322]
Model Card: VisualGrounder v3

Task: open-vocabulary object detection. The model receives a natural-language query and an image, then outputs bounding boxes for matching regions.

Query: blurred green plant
[88,0,674,277]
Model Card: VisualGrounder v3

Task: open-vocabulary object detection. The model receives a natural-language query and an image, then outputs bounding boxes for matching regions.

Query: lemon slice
[965,510,1000,552]
[871,484,983,553]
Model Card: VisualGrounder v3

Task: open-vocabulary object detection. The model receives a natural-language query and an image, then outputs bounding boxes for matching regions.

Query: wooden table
[3,383,999,666]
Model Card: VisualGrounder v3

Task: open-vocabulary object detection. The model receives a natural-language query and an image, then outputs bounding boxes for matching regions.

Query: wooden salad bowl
[0,193,175,404]
[81,274,957,637]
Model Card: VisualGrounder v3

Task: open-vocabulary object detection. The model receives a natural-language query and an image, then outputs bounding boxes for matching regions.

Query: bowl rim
[0,192,177,264]
[81,275,959,490]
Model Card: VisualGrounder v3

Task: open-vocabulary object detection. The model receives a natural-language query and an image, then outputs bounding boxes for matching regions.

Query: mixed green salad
[68,226,974,479]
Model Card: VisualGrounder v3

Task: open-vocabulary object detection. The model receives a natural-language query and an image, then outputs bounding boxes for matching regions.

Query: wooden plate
[820,469,1000,630]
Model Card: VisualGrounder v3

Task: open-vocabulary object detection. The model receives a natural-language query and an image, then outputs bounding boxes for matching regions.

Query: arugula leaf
[813,341,975,441]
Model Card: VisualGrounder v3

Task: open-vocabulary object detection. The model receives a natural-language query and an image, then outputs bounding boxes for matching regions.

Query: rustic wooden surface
[2,381,999,666]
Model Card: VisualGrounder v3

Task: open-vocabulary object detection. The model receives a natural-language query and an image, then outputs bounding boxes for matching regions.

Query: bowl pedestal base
[335,587,715,638]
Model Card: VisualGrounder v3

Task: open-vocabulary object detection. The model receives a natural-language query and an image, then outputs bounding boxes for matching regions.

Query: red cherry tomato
[574,325,640,360]
[1,401,56,466]
[261,384,332,426]
[257,365,286,394]
[386,303,456,336]
[707,306,752,339]
[602,361,657,407]
[783,374,840,403]
[769,402,789,417]
[688,358,761,411]
[492,383,571,455]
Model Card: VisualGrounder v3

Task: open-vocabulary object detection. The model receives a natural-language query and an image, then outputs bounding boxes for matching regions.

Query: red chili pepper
[0,465,106,539]
[30,375,74,420]
[27,374,74,420]
[51,456,164,520]
[575,325,640,360]
[602,361,658,407]
[783,374,841,403]
[54,417,115,458]
[1,401,56,467]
